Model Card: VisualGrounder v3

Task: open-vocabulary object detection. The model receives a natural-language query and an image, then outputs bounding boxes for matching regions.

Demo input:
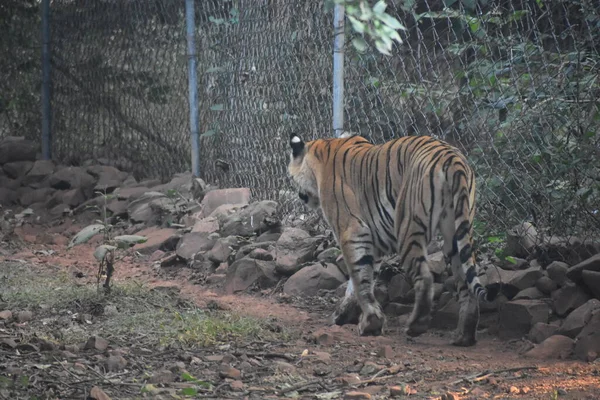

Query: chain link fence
[1,0,599,242]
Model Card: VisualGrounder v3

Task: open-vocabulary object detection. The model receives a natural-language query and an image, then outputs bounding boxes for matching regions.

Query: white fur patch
[291,136,301,143]
[340,131,356,139]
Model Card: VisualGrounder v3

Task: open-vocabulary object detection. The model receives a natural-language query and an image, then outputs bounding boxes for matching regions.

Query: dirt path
[1,224,599,399]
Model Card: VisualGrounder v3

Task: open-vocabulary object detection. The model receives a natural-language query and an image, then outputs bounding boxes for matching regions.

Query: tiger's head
[288,133,321,209]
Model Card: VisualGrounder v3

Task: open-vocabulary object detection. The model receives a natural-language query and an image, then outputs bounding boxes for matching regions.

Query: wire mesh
[1,0,598,243]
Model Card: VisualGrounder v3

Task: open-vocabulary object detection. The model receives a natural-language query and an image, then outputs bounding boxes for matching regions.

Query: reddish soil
[3,221,600,399]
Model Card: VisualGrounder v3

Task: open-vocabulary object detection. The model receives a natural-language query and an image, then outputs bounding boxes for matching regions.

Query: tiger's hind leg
[404,253,434,337]
[332,257,383,327]
[339,230,385,336]
[440,207,480,346]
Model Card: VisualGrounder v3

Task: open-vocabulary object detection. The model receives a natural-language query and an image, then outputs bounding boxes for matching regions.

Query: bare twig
[278,379,322,395]
[233,351,295,362]
[450,366,538,385]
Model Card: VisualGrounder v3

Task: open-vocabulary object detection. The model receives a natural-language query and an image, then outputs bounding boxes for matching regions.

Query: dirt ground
[1,221,599,400]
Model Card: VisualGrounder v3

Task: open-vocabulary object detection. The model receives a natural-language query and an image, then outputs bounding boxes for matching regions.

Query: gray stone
[388,274,414,304]
[528,322,559,344]
[431,297,459,329]
[566,254,600,284]
[3,161,33,179]
[317,247,341,264]
[558,299,600,338]
[514,287,545,300]
[200,188,251,218]
[535,276,558,295]
[546,261,569,287]
[574,309,600,362]
[176,232,219,261]
[0,138,37,164]
[207,236,238,264]
[524,335,574,360]
[507,266,543,291]
[506,222,537,258]
[274,227,319,276]
[581,270,600,299]
[219,200,279,237]
[225,259,278,294]
[283,263,345,297]
[499,300,549,339]
[551,284,591,317]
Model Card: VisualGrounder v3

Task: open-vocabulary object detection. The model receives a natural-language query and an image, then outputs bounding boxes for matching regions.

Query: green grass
[0,261,289,348]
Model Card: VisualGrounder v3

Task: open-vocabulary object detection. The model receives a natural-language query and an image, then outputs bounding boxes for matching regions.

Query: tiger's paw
[405,315,431,337]
[358,308,385,336]
[451,335,477,347]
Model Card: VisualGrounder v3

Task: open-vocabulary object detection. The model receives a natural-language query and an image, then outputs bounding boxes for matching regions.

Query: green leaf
[208,16,225,25]
[68,224,105,249]
[375,39,392,55]
[378,13,407,31]
[114,235,147,248]
[373,0,387,14]
[202,129,216,137]
[180,387,198,396]
[181,372,197,382]
[93,245,117,262]
[210,104,224,111]
[347,15,365,34]
[352,37,368,52]
[505,256,517,265]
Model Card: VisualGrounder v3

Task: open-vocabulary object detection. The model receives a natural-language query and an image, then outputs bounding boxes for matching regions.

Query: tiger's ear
[289,134,305,158]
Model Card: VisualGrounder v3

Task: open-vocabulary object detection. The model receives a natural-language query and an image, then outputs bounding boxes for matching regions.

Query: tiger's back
[288,133,499,346]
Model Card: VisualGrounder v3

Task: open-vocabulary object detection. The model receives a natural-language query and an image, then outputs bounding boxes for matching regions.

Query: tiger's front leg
[339,233,386,336]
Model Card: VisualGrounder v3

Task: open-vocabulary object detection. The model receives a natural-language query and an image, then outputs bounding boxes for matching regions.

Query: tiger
[287,132,500,346]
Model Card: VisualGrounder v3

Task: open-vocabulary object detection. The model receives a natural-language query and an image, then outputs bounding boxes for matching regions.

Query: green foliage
[326,0,406,55]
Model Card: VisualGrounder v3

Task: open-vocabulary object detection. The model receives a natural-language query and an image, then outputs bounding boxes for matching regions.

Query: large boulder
[582,270,600,299]
[200,188,251,218]
[0,137,37,164]
[558,299,600,338]
[48,167,96,196]
[176,232,219,261]
[127,192,176,224]
[388,274,414,304]
[225,258,278,294]
[274,227,320,276]
[498,300,549,339]
[505,222,537,258]
[3,161,34,179]
[21,160,56,188]
[566,254,600,284]
[528,322,559,344]
[551,284,591,317]
[283,263,345,297]
[574,309,600,362]
[524,335,574,360]
[219,200,279,237]
[87,165,128,194]
[546,261,569,287]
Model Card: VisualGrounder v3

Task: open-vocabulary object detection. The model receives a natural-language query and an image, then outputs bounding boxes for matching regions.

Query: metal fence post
[332,4,345,138]
[41,0,51,159]
[185,0,200,177]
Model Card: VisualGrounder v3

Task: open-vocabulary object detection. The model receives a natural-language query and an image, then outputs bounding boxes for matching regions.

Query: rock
[535,236,600,267]
[16,310,33,323]
[225,258,278,294]
[89,386,112,400]
[498,256,529,271]
[132,227,179,255]
[106,355,127,371]
[431,297,460,329]
[19,187,56,207]
[499,300,549,339]
[149,369,175,384]
[317,247,341,264]
[507,266,543,291]
[0,188,18,205]
[388,274,414,304]
[536,276,558,295]
[230,380,244,391]
[176,232,218,261]
[524,335,574,359]
[481,265,520,299]
[219,365,242,380]
[151,172,197,198]
[428,251,447,277]
[283,263,345,297]
[574,309,600,362]
[506,222,537,258]
[529,322,559,344]
[547,261,569,286]
[206,274,226,284]
[87,165,128,193]
[106,199,128,219]
[256,230,282,243]
[48,167,96,193]
[85,336,109,351]
[235,241,276,261]
[0,176,21,190]
[581,270,600,299]
[274,227,320,276]
[514,287,545,300]
[61,188,87,207]
[0,137,37,164]
[551,284,591,317]
[192,217,219,233]
[558,299,600,338]
[200,188,251,218]
[248,248,274,261]
[22,160,56,187]
[3,161,33,179]
[207,236,238,264]
[312,328,342,346]
[115,186,150,201]
[0,310,12,320]
[219,200,279,237]
[127,192,176,224]
[566,254,600,284]
[377,345,395,359]
[207,203,246,220]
